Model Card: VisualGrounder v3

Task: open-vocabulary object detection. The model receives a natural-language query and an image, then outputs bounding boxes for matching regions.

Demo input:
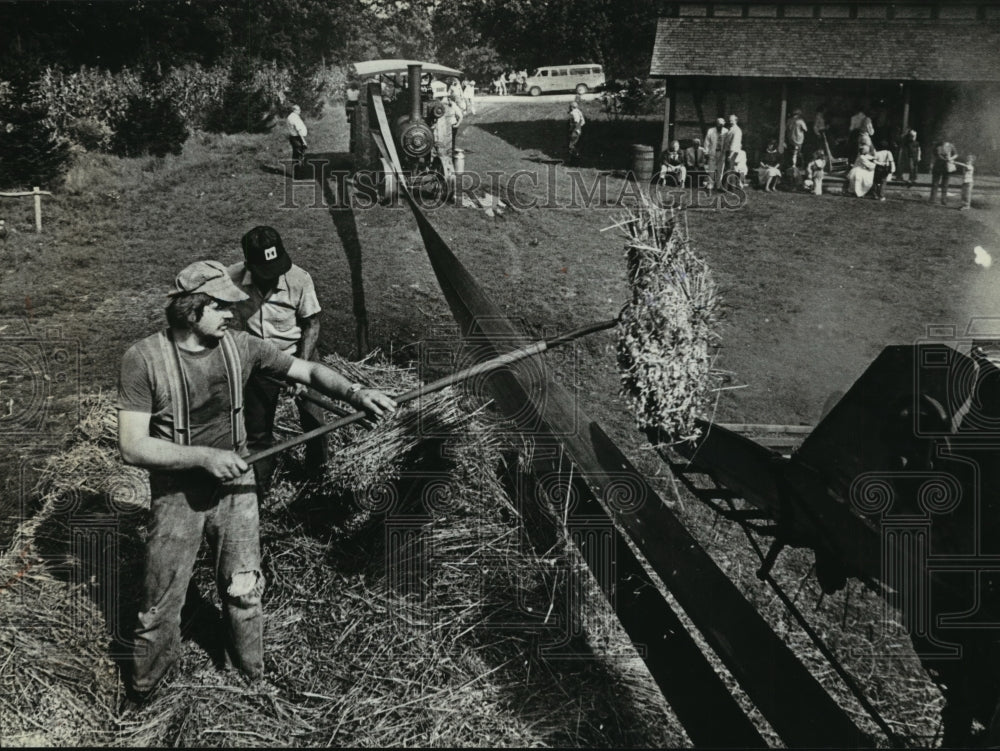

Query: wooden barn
[649,1,1000,169]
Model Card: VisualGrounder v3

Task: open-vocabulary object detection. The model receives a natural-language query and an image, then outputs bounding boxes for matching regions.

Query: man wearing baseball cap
[117,259,395,704]
[227,225,327,490]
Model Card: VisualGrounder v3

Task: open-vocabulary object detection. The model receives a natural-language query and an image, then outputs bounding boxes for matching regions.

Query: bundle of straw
[615,198,722,443]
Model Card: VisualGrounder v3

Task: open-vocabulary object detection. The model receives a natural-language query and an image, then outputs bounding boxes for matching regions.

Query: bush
[63,116,115,152]
[0,82,73,189]
[283,62,327,119]
[112,93,188,158]
[206,55,280,134]
[160,63,229,130]
[32,65,141,145]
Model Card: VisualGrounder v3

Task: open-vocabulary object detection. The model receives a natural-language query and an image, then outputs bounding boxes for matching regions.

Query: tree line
[2,0,669,81]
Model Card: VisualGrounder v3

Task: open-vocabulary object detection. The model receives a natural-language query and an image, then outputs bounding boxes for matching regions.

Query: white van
[526,64,605,96]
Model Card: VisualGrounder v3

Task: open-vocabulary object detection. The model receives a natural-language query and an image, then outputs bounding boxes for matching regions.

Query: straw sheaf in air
[615,197,723,444]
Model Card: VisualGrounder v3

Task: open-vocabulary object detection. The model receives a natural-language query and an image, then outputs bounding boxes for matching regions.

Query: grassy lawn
[3,95,1000,744]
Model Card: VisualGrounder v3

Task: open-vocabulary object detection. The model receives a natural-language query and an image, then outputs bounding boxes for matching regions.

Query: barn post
[660,78,673,153]
[901,82,911,132]
[777,81,788,151]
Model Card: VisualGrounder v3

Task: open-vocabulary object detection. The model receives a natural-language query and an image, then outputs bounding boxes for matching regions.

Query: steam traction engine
[350,60,461,202]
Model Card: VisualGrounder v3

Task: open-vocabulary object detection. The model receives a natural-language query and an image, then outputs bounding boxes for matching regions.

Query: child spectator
[757,140,782,192]
[899,128,921,185]
[871,140,896,201]
[955,154,976,211]
[805,150,826,195]
[731,149,748,188]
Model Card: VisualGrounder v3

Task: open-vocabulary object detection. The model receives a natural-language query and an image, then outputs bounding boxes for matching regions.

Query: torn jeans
[131,469,264,693]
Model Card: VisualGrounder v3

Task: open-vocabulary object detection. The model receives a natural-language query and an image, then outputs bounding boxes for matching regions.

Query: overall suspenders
[156,330,245,451]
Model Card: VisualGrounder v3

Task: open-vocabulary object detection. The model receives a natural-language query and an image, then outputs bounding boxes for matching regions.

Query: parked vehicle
[525,64,605,96]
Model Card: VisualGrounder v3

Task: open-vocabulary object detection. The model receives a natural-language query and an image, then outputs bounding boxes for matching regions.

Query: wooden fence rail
[0,186,52,232]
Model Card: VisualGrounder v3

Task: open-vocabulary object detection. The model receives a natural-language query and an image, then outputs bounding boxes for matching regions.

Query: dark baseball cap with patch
[241,225,292,280]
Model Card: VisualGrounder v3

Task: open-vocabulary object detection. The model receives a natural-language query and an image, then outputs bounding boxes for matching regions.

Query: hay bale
[616,199,722,444]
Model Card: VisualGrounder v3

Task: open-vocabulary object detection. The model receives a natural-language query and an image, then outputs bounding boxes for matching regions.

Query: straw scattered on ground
[1,359,680,748]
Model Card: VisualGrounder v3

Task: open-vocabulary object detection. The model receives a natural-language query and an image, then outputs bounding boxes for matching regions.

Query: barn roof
[649,18,1000,81]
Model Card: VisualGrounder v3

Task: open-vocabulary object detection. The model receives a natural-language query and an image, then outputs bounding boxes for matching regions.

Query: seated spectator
[658,140,687,186]
[805,150,826,195]
[684,138,708,171]
[844,144,876,197]
[757,140,782,192]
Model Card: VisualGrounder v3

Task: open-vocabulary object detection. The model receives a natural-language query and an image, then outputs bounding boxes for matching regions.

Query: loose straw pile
[615,198,722,444]
[2,360,678,747]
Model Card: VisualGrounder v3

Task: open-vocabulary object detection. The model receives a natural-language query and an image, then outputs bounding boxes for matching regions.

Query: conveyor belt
[399,186,873,748]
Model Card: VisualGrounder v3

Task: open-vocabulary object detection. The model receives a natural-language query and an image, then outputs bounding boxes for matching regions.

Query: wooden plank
[401,188,873,749]
[503,457,768,748]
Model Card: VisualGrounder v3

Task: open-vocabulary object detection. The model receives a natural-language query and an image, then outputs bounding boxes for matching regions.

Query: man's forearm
[298,317,320,361]
[120,435,213,471]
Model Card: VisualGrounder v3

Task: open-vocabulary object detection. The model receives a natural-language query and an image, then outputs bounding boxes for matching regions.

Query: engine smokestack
[408,64,423,123]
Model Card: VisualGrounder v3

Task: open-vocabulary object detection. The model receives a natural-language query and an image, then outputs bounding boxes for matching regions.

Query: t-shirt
[964,164,975,184]
[118,330,294,450]
[228,263,322,356]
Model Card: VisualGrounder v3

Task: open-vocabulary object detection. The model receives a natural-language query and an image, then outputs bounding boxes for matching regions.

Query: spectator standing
[658,140,687,186]
[449,95,464,153]
[506,70,516,95]
[448,77,466,113]
[704,118,729,190]
[725,114,743,171]
[345,83,360,126]
[757,139,782,192]
[849,107,870,160]
[900,128,921,185]
[463,79,476,115]
[286,104,308,168]
[785,109,808,168]
[518,70,528,94]
[227,226,327,491]
[805,150,826,195]
[567,101,585,164]
[495,74,506,96]
[955,154,976,210]
[730,149,748,189]
[930,139,958,205]
[871,141,896,201]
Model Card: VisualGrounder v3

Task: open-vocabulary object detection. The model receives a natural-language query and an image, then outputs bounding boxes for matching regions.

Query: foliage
[161,63,231,130]
[605,78,666,120]
[31,65,141,144]
[0,80,73,189]
[283,61,327,119]
[112,93,189,158]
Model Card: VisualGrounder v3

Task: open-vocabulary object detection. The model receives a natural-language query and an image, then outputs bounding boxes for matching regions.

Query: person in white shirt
[871,140,896,201]
[955,154,976,211]
[463,79,476,115]
[345,83,360,126]
[568,101,585,164]
[703,118,728,190]
[725,114,743,171]
[286,104,308,167]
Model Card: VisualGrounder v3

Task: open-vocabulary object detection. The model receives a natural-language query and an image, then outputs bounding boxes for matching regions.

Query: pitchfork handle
[245,317,618,466]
